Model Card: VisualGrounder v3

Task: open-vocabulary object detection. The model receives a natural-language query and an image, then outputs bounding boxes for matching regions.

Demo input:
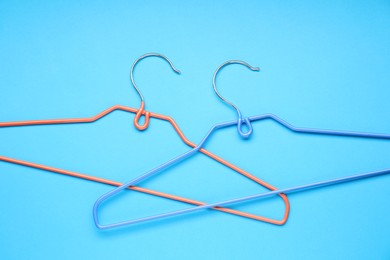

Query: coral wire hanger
[93,60,390,229]
[0,53,290,225]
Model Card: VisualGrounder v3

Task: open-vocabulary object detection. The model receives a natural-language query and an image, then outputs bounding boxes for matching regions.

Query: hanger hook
[130,53,181,131]
[212,60,260,138]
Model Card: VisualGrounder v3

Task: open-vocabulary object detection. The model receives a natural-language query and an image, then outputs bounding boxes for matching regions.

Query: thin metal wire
[0,106,290,225]
[130,53,181,131]
[212,60,260,138]
[0,155,281,222]
[130,53,181,102]
[96,167,390,228]
[93,115,390,229]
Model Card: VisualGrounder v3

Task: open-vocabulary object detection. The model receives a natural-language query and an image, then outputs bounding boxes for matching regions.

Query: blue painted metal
[95,167,390,228]
[93,115,390,229]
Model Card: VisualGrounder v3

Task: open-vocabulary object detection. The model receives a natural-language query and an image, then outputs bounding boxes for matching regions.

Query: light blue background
[1,1,389,259]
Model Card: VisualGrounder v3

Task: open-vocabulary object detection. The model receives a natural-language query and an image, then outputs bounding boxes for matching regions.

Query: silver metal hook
[129,53,181,131]
[213,60,260,118]
[212,60,260,138]
[130,52,181,102]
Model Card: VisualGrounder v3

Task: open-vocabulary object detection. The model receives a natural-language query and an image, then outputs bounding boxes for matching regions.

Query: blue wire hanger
[93,60,390,229]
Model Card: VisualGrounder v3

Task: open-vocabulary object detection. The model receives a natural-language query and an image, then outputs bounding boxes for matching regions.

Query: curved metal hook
[130,53,181,130]
[212,60,260,138]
